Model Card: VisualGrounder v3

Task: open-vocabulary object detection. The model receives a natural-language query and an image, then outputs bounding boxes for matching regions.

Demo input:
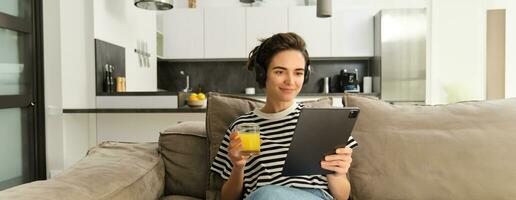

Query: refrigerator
[372,9,427,103]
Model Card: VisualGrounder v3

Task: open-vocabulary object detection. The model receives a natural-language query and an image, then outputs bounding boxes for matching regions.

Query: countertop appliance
[373,9,427,103]
[339,69,359,93]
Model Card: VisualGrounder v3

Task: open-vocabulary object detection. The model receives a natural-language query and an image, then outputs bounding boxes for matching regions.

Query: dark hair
[246,32,311,88]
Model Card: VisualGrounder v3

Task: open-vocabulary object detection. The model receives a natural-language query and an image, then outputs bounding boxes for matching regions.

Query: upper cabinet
[204,8,246,58]
[162,9,204,59]
[160,7,374,59]
[246,7,288,54]
[331,9,375,57]
[288,6,332,57]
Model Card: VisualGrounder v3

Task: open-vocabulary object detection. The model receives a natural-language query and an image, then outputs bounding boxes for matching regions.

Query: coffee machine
[339,69,359,92]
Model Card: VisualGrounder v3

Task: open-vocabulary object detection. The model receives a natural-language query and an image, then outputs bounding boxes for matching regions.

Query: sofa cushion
[0,142,164,200]
[345,94,516,200]
[205,92,333,192]
[159,121,207,199]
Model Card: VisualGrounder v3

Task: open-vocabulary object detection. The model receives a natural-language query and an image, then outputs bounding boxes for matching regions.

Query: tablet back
[282,107,359,176]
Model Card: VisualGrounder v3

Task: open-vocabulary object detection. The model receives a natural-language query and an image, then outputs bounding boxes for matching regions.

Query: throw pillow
[159,121,207,198]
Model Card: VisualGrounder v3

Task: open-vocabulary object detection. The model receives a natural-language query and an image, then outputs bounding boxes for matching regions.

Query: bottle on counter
[103,64,111,93]
[109,65,116,92]
[323,77,330,94]
[116,77,126,92]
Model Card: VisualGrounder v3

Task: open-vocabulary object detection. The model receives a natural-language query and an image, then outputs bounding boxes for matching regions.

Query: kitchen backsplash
[158,59,369,94]
[95,39,126,95]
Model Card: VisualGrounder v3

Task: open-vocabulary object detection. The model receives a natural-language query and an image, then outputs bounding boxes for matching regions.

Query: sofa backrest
[159,121,208,199]
[345,94,516,200]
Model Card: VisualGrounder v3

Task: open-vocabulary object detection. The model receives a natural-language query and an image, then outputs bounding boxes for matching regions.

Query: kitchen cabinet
[161,7,375,59]
[162,9,204,59]
[204,8,246,58]
[288,6,331,57]
[97,113,206,142]
[332,8,375,57]
[246,7,288,54]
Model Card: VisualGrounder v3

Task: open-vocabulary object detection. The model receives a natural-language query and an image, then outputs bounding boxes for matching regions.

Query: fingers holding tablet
[320,147,353,175]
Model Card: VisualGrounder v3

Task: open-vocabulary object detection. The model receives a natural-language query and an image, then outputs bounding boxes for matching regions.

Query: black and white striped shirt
[210,103,358,199]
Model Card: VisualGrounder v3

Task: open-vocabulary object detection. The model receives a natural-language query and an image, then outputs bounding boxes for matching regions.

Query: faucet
[180,70,190,92]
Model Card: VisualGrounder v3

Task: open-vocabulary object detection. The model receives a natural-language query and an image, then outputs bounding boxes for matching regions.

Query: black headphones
[253,45,311,88]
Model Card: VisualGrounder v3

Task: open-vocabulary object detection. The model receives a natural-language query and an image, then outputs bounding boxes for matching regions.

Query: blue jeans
[244,185,334,200]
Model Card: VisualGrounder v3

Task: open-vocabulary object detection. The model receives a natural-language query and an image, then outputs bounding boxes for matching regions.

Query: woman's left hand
[320,147,353,178]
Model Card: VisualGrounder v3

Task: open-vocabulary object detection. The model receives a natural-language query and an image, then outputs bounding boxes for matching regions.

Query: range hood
[134,0,173,11]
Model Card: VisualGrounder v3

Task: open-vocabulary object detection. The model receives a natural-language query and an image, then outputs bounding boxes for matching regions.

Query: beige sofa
[1,93,515,200]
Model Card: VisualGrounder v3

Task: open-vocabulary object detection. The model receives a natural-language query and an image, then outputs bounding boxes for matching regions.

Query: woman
[210,32,357,200]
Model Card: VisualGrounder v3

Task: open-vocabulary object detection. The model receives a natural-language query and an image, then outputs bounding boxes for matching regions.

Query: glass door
[0,0,45,190]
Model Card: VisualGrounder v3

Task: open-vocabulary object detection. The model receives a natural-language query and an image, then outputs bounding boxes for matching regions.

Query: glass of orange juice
[235,123,261,156]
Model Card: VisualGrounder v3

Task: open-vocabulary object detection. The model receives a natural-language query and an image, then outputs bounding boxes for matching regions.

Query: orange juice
[239,132,261,155]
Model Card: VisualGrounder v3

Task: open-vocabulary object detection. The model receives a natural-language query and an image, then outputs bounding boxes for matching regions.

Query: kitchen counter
[238,92,379,97]
[63,107,206,113]
[78,92,379,113]
[97,91,178,96]
[97,91,378,97]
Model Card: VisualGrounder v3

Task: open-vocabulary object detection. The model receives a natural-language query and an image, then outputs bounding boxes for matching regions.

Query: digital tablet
[282,107,360,176]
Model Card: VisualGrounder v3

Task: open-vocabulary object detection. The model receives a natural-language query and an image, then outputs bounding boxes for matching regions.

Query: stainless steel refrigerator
[372,9,427,103]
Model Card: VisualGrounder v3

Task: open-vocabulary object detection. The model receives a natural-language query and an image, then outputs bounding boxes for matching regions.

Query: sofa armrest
[0,142,165,200]
[161,121,206,137]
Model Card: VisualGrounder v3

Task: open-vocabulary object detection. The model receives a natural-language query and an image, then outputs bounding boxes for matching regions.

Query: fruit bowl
[187,93,207,108]
[187,99,206,108]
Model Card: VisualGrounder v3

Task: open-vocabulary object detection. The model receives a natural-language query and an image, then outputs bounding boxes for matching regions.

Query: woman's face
[265,49,306,102]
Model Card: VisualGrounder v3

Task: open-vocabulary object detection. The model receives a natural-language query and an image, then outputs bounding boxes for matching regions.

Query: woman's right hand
[228,131,249,169]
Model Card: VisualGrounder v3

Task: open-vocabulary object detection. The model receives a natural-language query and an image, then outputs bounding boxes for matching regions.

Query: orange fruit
[188,95,199,102]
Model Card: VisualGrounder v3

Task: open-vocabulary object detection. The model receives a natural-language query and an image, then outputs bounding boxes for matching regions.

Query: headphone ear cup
[255,62,266,87]
[303,65,311,84]
[303,50,311,84]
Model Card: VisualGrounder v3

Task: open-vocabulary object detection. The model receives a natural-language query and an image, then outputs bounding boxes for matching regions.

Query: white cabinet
[288,6,331,57]
[332,9,375,57]
[97,113,206,142]
[162,9,204,59]
[204,8,246,58]
[161,7,375,59]
[246,7,288,54]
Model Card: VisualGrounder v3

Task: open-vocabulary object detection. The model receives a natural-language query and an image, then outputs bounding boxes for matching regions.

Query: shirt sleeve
[346,135,358,149]
[210,127,234,180]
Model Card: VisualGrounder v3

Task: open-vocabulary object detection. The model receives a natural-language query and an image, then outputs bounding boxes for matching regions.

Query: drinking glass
[235,123,261,156]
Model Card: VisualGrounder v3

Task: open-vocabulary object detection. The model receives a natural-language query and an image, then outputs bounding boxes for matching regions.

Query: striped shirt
[210,103,358,199]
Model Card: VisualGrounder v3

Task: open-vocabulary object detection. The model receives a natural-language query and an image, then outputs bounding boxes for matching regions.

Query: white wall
[487,0,516,98]
[63,114,96,168]
[43,0,64,178]
[93,0,157,91]
[427,0,487,104]
[43,0,97,177]
[60,0,96,109]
